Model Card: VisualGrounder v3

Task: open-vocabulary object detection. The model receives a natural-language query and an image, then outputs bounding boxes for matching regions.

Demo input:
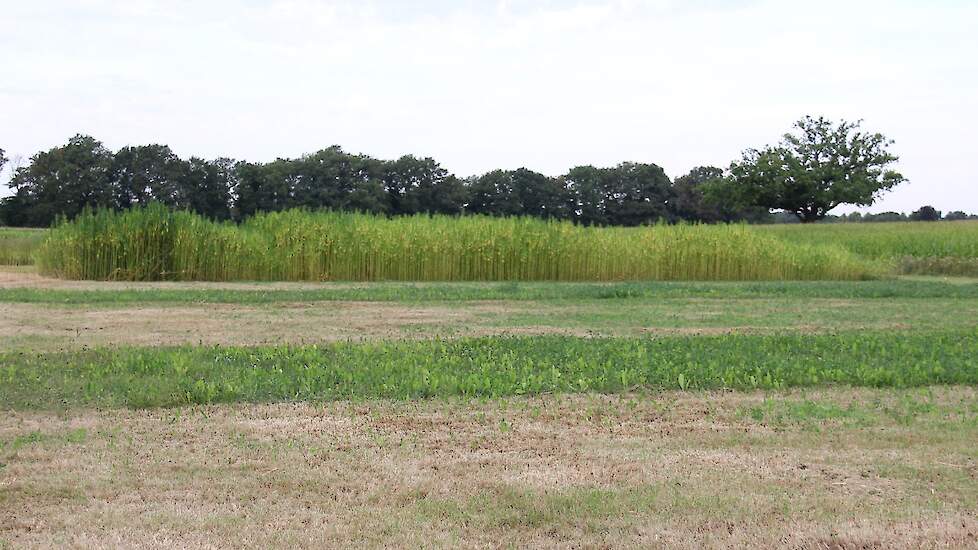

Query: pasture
[2,215,978,547]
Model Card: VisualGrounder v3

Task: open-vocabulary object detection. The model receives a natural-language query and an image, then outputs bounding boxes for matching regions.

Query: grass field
[2,265,978,547]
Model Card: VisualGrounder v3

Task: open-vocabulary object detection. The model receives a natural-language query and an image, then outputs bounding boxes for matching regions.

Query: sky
[2,0,977,213]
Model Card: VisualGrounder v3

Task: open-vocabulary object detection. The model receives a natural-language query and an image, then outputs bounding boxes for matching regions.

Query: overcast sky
[2,0,976,213]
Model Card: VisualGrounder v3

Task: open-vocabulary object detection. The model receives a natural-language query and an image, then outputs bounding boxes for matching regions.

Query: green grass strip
[2,331,976,410]
[2,279,978,305]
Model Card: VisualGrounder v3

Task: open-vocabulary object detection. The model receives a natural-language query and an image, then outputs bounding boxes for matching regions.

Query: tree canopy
[3,136,714,227]
[910,205,941,222]
[3,135,115,226]
[714,117,905,222]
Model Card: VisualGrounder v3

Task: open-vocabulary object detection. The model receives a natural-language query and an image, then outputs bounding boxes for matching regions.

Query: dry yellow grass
[3,389,977,548]
[3,295,970,352]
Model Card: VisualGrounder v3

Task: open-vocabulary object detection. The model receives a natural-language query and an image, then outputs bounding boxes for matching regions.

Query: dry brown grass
[0,297,959,352]
[3,388,977,548]
[0,266,358,291]
[0,267,546,292]
[2,265,975,352]
[0,301,583,351]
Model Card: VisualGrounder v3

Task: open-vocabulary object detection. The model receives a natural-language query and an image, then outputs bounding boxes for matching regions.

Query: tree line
[772,207,978,223]
[1,117,971,227]
[0,136,766,227]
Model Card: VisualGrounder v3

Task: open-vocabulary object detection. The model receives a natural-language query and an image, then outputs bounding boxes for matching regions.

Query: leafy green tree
[234,147,390,217]
[717,117,905,223]
[910,205,941,221]
[673,166,722,222]
[5,135,115,226]
[383,155,467,215]
[295,147,388,214]
[511,168,569,219]
[342,154,389,214]
[0,148,7,174]
[945,211,976,221]
[466,169,569,219]
[345,176,389,214]
[233,159,292,218]
[563,163,676,226]
[0,195,27,226]
[294,147,353,209]
[466,170,523,217]
[563,165,609,225]
[865,211,907,222]
[174,157,234,220]
[675,166,771,223]
[110,144,185,209]
[602,162,674,226]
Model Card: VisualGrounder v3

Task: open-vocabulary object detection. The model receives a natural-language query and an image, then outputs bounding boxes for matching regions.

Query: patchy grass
[2,389,976,548]
[0,428,88,453]
[4,267,976,353]
[2,294,977,351]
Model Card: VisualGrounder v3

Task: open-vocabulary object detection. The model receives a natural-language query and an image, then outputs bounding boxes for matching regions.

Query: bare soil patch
[2,388,976,548]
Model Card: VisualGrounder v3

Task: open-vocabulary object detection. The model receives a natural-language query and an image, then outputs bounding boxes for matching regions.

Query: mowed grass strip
[3,331,976,410]
[3,278,978,304]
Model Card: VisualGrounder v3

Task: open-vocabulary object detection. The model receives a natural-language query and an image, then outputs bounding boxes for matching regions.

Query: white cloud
[1,0,976,213]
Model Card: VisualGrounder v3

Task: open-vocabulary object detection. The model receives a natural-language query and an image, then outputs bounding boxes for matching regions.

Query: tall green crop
[36,205,881,282]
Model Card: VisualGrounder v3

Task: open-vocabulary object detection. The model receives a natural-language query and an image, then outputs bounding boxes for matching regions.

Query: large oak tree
[718,116,905,222]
